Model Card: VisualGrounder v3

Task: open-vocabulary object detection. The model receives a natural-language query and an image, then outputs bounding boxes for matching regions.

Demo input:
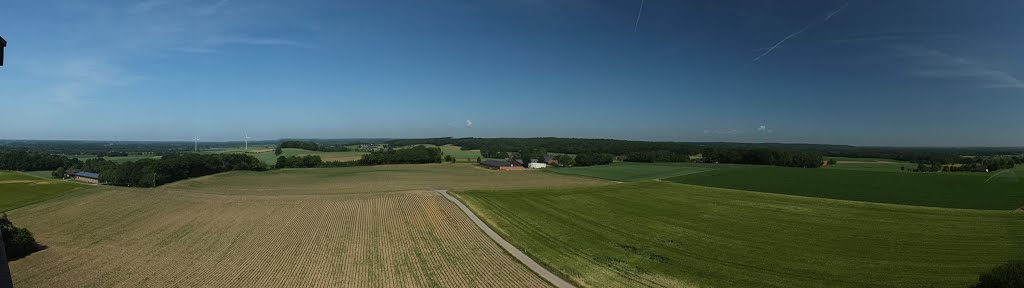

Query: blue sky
[1,0,1022,146]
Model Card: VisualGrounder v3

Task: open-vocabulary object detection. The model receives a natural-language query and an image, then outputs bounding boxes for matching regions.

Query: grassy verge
[455,181,1024,287]
[667,165,1024,210]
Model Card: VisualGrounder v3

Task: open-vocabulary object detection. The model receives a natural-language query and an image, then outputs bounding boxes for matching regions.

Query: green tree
[555,155,575,167]
[827,159,837,166]
[476,157,482,163]
[973,260,1024,288]
[274,146,283,156]
[53,166,65,179]
[443,155,454,162]
[0,213,41,260]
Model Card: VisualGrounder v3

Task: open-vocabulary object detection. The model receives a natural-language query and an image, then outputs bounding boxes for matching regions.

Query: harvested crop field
[5,165,608,287]
[165,164,607,196]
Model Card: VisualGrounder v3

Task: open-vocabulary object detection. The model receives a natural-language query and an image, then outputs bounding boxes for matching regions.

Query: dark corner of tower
[0,35,6,66]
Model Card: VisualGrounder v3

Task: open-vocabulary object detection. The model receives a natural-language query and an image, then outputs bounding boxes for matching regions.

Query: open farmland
[0,172,92,212]
[827,157,914,172]
[438,145,483,161]
[165,164,607,195]
[250,148,368,165]
[547,162,724,182]
[454,181,1024,288]
[399,144,483,162]
[667,165,1024,210]
[6,164,607,287]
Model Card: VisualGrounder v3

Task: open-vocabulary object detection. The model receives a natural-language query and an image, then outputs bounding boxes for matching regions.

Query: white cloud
[41,58,141,105]
[896,45,1024,89]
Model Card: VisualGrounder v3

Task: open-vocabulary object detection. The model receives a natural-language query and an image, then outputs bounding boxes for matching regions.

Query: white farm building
[527,163,547,169]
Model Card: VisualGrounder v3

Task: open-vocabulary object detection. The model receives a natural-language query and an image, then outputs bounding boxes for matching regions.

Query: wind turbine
[243,131,251,151]
[193,136,200,152]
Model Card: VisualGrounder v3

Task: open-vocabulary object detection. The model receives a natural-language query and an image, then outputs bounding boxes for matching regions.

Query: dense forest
[0,150,81,171]
[574,153,616,166]
[68,154,268,187]
[278,140,353,152]
[275,155,323,168]
[700,148,825,168]
[911,156,1019,172]
[359,146,443,165]
[623,151,692,163]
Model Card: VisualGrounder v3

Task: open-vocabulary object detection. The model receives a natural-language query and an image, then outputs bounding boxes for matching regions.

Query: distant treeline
[275,155,323,168]
[389,137,702,156]
[96,151,132,157]
[278,141,352,152]
[700,148,824,168]
[359,146,442,165]
[60,153,268,187]
[911,156,1019,172]
[275,145,443,167]
[0,150,80,171]
[388,138,827,168]
[0,140,274,155]
[575,153,615,166]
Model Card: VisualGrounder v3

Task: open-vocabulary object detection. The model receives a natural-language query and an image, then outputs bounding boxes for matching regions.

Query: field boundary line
[983,169,1013,183]
[654,168,715,181]
[434,189,577,288]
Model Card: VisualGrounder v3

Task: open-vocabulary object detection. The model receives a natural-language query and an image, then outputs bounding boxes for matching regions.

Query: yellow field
[7,164,606,287]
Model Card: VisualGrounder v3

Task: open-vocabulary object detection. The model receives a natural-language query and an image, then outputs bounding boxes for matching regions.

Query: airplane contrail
[753,1,851,62]
[633,0,645,33]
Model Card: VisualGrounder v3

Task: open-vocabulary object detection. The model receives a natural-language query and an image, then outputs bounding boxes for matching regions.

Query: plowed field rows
[5,165,593,287]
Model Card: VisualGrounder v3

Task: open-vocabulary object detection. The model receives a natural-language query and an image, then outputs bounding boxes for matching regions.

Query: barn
[527,163,547,169]
[481,160,525,171]
[74,172,100,184]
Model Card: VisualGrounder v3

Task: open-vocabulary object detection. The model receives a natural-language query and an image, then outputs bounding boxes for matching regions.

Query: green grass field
[0,172,92,212]
[398,144,483,162]
[546,162,722,182]
[249,148,367,165]
[21,170,56,179]
[455,181,1024,287]
[825,157,915,172]
[667,165,1024,210]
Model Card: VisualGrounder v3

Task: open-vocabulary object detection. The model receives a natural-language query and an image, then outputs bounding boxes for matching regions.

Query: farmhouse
[73,172,100,184]
[544,155,558,165]
[481,160,525,171]
[62,168,81,179]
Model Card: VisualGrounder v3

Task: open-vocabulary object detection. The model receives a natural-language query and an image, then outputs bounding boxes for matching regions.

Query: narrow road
[434,190,576,288]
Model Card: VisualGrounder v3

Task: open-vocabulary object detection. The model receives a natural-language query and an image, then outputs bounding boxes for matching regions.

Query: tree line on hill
[700,148,825,168]
[277,140,352,152]
[0,150,79,171]
[275,146,445,168]
[359,146,442,165]
[58,153,268,187]
[389,137,702,157]
[909,156,1019,172]
[388,138,829,168]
